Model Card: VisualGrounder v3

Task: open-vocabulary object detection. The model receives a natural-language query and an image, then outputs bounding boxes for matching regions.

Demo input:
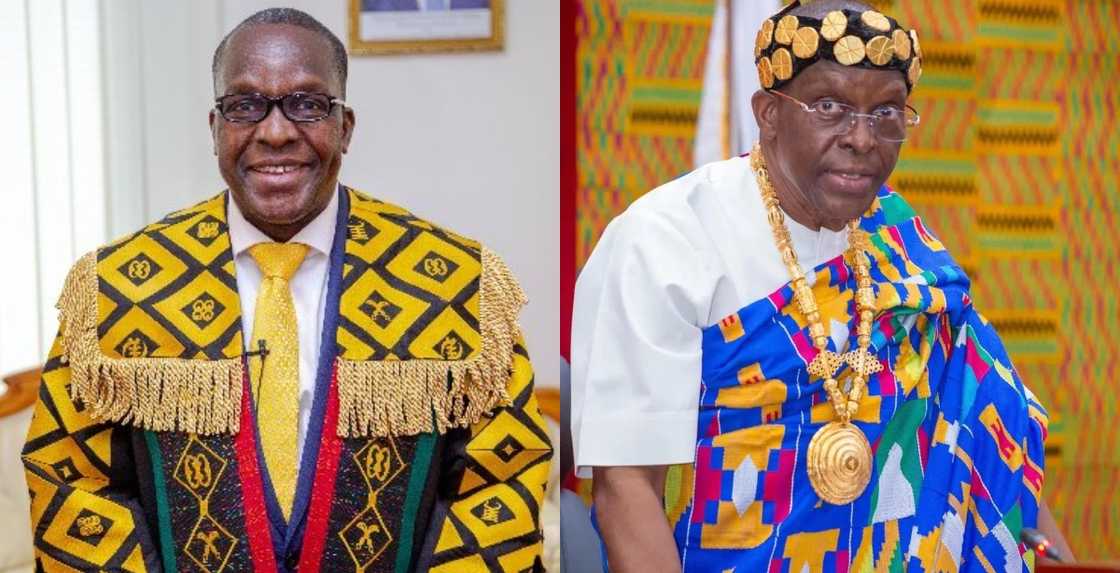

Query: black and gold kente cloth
[755,0,923,91]
[22,187,552,572]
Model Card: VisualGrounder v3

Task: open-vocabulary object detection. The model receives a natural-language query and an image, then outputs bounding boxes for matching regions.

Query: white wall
[0,2,105,568]
[102,1,560,385]
[0,0,106,377]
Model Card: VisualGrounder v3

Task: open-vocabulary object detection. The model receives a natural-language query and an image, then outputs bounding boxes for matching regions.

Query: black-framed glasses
[768,90,920,143]
[214,92,347,123]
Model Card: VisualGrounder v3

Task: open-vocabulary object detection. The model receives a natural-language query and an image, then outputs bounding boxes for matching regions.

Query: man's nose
[839,114,877,154]
[255,103,299,147]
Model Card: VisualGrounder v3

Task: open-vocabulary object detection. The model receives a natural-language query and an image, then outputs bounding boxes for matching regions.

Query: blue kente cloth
[664,187,1048,572]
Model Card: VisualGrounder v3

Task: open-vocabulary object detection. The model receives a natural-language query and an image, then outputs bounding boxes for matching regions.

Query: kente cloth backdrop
[574,0,1119,559]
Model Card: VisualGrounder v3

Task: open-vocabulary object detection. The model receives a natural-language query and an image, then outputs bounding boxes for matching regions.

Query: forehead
[787,60,908,101]
[217,24,338,95]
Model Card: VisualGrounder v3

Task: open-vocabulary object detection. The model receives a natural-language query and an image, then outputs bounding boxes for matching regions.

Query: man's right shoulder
[63,191,231,321]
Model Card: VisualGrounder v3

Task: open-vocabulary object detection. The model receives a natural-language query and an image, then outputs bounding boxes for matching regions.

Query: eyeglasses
[214,92,347,123]
[768,90,920,143]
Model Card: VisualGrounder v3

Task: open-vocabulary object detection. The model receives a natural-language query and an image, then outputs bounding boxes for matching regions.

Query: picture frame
[348,0,504,56]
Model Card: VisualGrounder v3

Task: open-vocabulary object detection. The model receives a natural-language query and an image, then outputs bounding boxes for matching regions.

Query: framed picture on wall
[349,0,504,55]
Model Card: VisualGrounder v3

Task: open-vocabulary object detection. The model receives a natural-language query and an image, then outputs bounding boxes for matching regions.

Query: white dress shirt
[227,188,339,470]
[571,156,851,477]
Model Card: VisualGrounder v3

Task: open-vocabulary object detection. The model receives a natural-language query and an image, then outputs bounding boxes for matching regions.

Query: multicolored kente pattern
[576,0,713,265]
[665,186,1047,572]
[24,189,551,571]
[576,0,1119,558]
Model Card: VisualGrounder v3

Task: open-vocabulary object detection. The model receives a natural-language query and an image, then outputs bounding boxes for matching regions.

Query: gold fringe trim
[336,247,527,438]
[57,252,243,435]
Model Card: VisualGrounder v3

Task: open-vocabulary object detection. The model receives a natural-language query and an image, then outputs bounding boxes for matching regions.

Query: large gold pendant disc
[806,421,872,505]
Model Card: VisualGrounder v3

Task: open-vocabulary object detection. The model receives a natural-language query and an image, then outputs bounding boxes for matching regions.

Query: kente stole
[664,187,1048,573]
[61,188,522,437]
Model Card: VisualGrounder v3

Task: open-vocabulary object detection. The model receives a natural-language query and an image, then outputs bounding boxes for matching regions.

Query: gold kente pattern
[97,193,241,361]
[22,335,151,572]
[338,437,406,569]
[425,341,553,572]
[57,188,525,439]
[334,190,527,438]
[173,437,237,572]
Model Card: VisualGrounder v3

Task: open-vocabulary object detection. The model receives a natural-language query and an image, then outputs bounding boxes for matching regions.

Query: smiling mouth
[249,164,306,174]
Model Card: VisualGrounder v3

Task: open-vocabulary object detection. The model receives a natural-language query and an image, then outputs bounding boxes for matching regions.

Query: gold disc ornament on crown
[866,35,894,66]
[792,27,821,59]
[892,29,912,60]
[833,35,866,66]
[756,18,774,58]
[909,57,923,84]
[860,10,891,32]
[820,11,848,41]
[775,15,799,44]
[758,56,775,89]
[772,48,794,80]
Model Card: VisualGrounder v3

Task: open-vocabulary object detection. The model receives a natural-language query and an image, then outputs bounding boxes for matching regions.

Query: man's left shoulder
[338,186,525,335]
[333,187,528,437]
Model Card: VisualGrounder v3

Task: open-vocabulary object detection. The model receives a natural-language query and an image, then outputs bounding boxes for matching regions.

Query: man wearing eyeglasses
[572,1,1067,571]
[23,8,549,572]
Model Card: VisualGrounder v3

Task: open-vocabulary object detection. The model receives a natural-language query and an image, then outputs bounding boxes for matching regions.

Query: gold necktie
[247,242,309,520]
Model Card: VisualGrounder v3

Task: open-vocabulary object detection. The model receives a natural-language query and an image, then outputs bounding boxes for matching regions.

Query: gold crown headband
[755,2,922,92]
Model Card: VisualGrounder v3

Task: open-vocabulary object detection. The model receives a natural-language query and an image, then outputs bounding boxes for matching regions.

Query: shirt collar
[227,184,341,258]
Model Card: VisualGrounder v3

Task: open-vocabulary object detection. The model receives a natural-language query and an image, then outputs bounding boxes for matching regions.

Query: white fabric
[571,156,850,477]
[227,187,338,471]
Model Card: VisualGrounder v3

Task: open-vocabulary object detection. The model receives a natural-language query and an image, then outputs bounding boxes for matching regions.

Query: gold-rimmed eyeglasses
[768,90,920,143]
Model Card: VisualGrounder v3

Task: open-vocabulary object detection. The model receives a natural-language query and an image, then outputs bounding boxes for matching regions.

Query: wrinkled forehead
[790,59,909,100]
[217,24,339,95]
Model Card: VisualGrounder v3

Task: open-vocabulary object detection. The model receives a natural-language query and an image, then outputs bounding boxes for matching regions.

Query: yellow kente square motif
[384,230,478,303]
[98,233,188,304]
[338,189,484,364]
[339,267,432,355]
[95,193,241,362]
[40,490,137,569]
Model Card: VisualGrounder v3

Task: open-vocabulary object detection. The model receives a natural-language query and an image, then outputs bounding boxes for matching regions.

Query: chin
[821,196,876,225]
[242,187,316,223]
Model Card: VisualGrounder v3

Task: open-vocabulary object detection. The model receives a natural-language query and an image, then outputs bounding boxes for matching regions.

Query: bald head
[212,8,347,97]
[789,0,874,18]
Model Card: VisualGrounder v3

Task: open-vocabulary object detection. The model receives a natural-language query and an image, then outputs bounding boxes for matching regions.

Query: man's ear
[751,89,779,144]
[340,106,355,154]
[208,109,218,156]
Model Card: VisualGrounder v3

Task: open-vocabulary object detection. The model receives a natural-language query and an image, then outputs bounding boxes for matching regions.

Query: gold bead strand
[751,143,877,505]
[846,227,879,418]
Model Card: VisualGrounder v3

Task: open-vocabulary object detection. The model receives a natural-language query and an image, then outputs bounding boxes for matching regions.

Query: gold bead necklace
[749,143,883,505]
